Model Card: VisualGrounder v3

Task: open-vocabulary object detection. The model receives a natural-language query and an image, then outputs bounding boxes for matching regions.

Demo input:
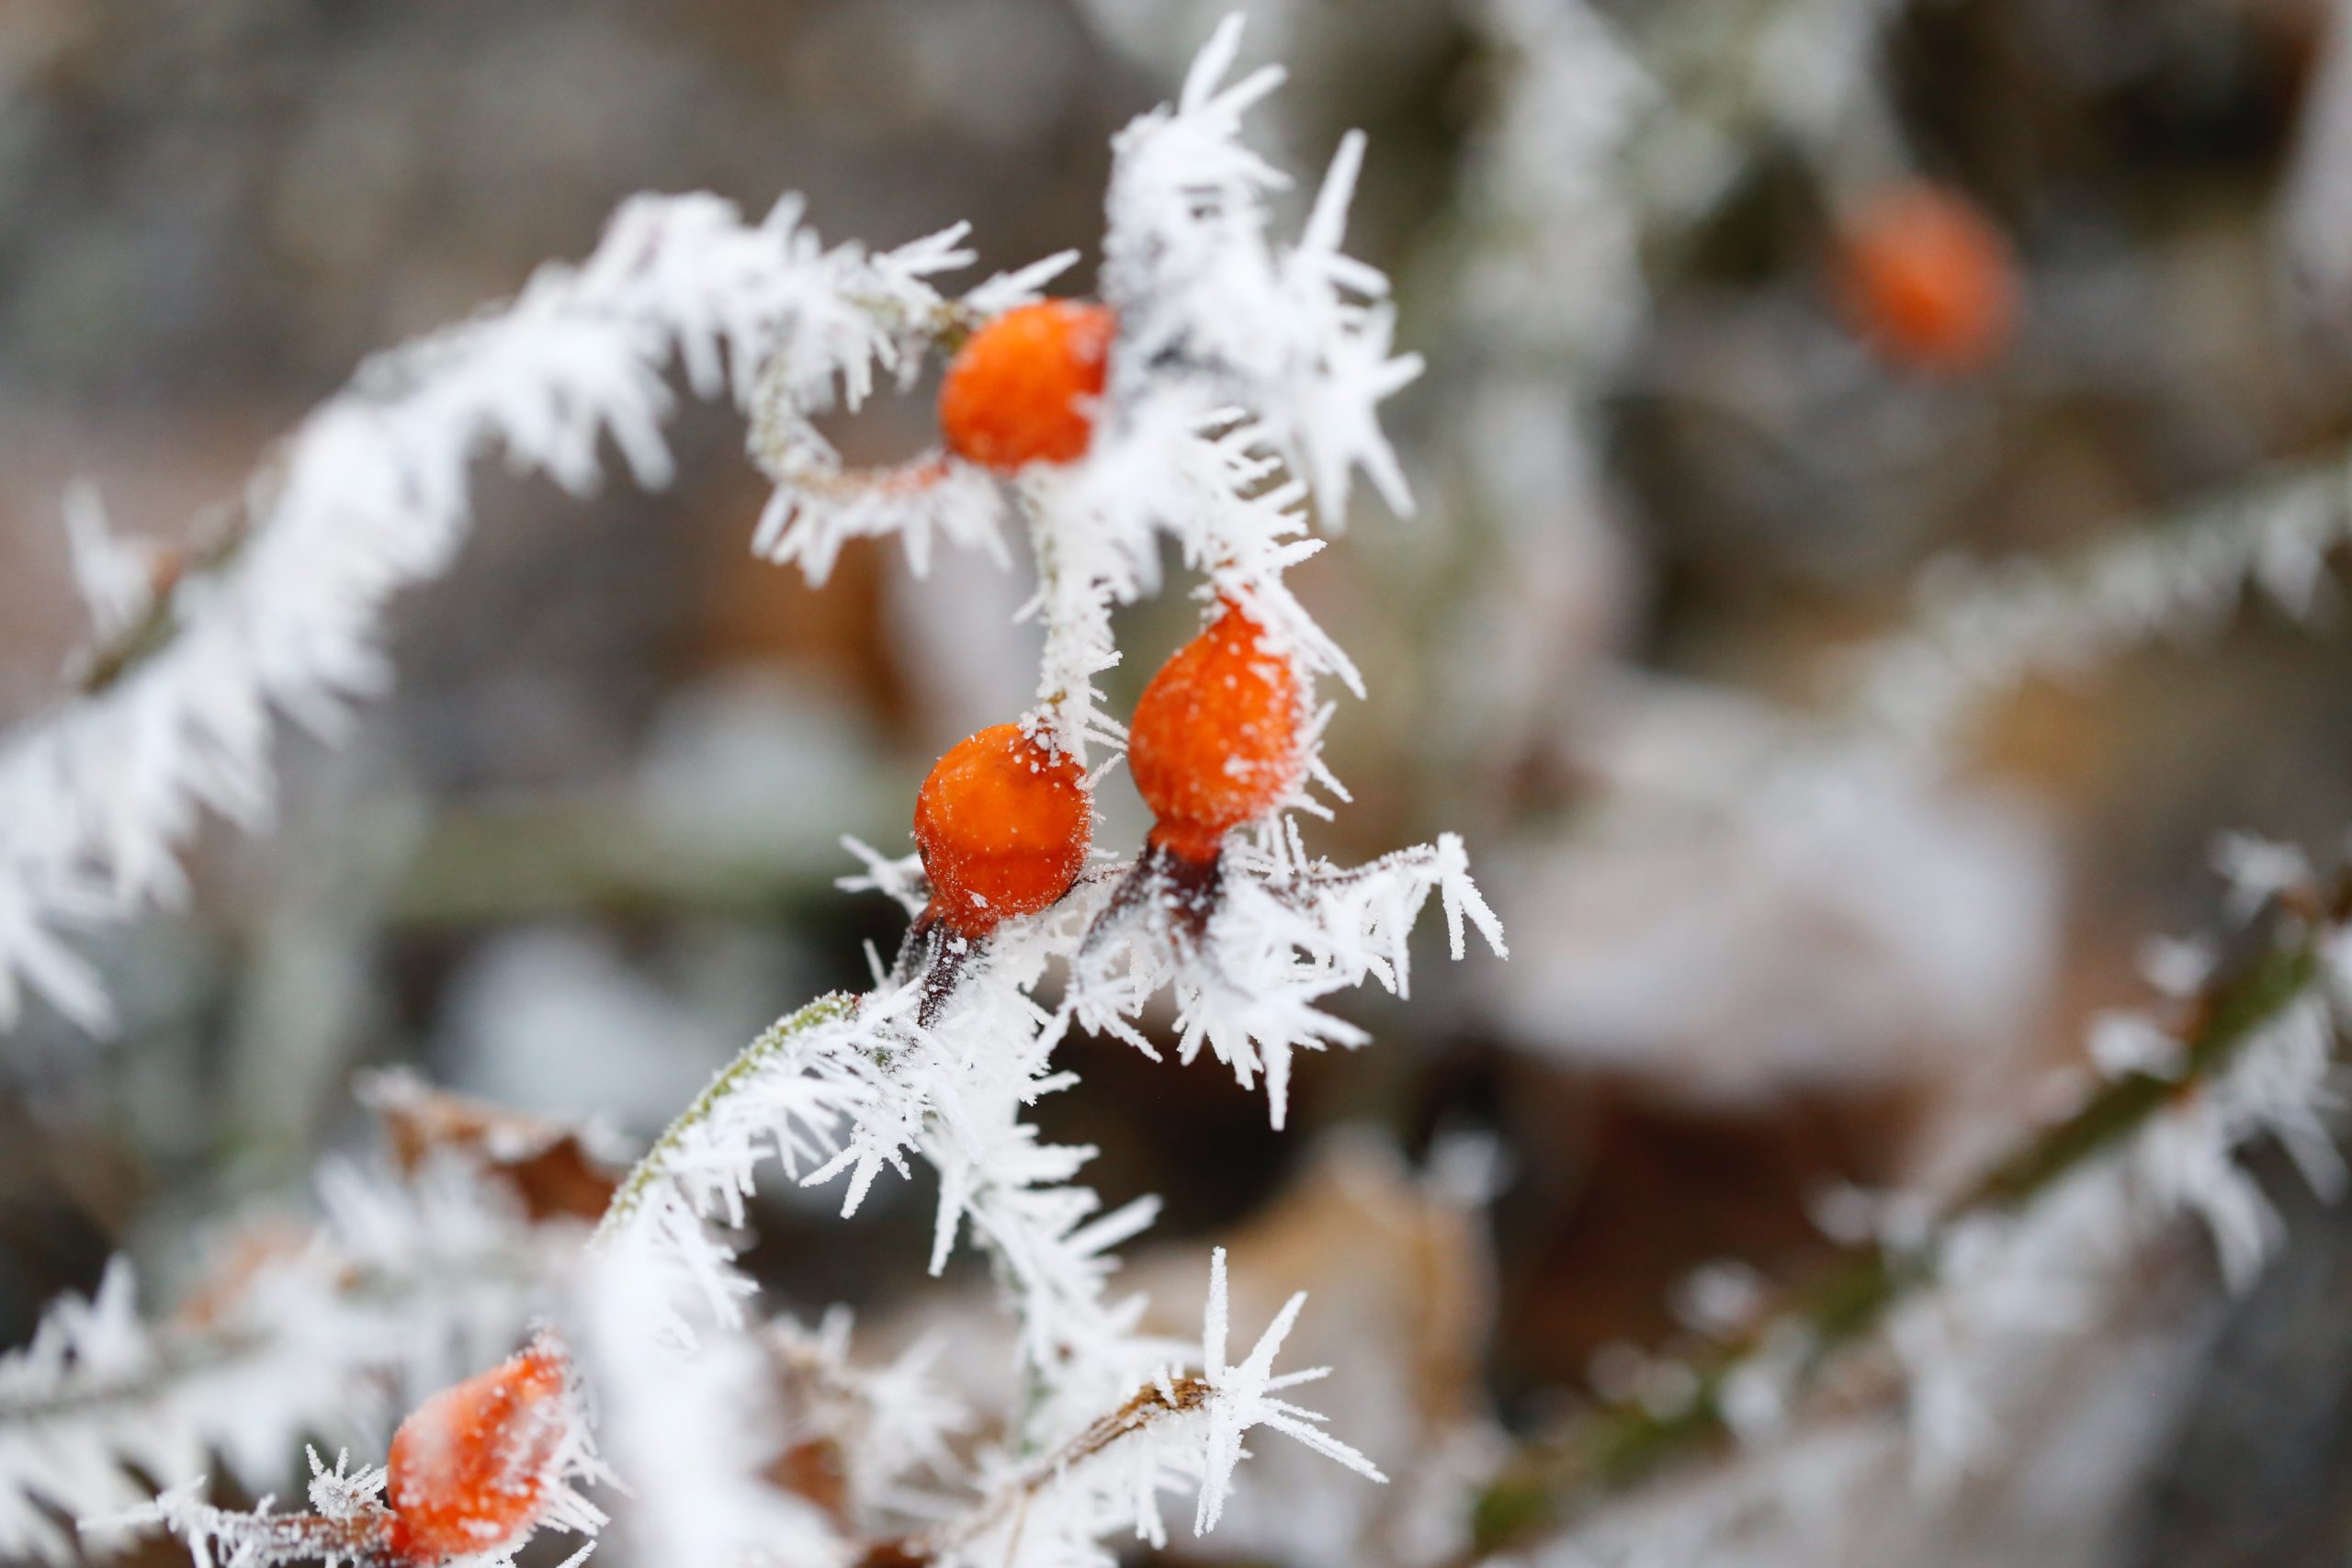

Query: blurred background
[7,0,2352,1562]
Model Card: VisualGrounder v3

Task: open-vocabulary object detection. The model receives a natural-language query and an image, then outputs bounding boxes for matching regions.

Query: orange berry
[1835,183,2018,374]
[1128,603,1302,863]
[385,1338,571,1565]
[938,301,1115,469]
[914,723,1091,939]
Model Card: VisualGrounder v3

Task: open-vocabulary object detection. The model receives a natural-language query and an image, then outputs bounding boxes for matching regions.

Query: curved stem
[594,991,860,1243]
[1472,919,2328,1555]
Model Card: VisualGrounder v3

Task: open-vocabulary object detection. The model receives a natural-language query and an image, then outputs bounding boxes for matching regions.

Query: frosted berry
[1128,602,1302,863]
[1835,183,2018,374]
[914,723,1091,940]
[938,301,1115,469]
[385,1337,571,1565]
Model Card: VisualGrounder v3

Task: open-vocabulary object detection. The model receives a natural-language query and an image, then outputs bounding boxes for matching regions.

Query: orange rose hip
[938,301,1115,469]
[914,723,1091,939]
[384,1337,571,1564]
[1128,602,1303,863]
[1835,182,2018,374]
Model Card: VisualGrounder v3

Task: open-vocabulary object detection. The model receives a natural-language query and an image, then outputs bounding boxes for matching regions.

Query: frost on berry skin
[938,300,1116,470]
[913,724,1093,940]
[98,1336,598,1568]
[1129,602,1304,865]
[383,1336,572,1565]
[1834,182,2018,375]
[908,723,1091,1024]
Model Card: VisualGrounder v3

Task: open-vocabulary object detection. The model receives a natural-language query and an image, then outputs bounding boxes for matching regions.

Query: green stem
[1472,927,2325,1555]
[1959,939,2319,1214]
[594,991,860,1243]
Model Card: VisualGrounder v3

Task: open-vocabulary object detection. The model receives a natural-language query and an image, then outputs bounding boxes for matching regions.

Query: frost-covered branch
[1599,446,2352,834]
[1472,854,2346,1554]
[595,992,864,1246]
[594,944,1171,1426]
[1074,826,1506,1129]
[1845,445,2352,759]
[0,192,989,1035]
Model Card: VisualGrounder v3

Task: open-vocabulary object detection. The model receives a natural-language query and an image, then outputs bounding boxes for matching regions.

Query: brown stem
[900,1374,1215,1564]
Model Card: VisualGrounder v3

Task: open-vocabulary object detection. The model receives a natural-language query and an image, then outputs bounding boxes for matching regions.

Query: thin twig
[894,1374,1214,1565]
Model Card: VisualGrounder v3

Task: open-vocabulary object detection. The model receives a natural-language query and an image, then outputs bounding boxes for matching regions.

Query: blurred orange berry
[1835,183,2018,374]
[385,1337,571,1565]
[914,723,1091,938]
[1129,602,1302,863]
[938,301,1115,469]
